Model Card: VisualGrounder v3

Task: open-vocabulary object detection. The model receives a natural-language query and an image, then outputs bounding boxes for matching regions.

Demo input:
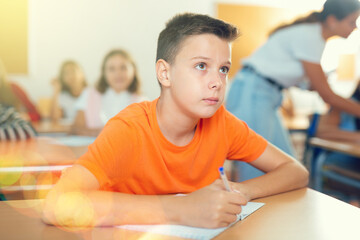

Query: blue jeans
[226,69,295,181]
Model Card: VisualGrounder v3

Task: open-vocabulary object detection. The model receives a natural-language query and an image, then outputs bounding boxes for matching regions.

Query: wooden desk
[32,120,71,134]
[308,137,360,191]
[0,188,359,240]
[216,188,360,240]
[309,137,360,157]
[283,115,309,132]
[0,137,87,200]
[281,112,309,133]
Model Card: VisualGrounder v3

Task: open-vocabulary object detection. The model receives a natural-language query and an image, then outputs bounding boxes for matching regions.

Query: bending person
[226,0,360,181]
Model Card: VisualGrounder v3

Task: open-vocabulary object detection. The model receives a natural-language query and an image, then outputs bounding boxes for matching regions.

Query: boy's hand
[175,179,247,228]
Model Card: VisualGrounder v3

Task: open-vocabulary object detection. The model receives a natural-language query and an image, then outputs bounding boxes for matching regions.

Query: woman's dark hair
[270,0,360,35]
[96,49,141,94]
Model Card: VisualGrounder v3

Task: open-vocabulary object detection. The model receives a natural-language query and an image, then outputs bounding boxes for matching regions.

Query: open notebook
[117,201,264,240]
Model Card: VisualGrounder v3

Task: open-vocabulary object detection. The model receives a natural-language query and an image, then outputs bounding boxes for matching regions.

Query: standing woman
[71,49,147,136]
[226,0,360,181]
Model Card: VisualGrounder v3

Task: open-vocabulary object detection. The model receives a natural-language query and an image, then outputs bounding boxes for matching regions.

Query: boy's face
[166,34,231,119]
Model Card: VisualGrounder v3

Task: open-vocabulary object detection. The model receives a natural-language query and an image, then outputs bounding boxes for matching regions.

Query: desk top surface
[32,120,71,134]
[282,114,309,131]
[309,137,360,157]
[1,188,359,240]
[0,137,88,167]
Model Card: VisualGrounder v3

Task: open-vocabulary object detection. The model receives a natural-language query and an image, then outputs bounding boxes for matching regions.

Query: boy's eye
[195,63,206,70]
[220,66,229,74]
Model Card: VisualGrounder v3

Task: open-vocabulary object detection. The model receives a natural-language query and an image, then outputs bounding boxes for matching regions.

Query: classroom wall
[11,0,215,103]
[9,0,329,104]
[9,0,359,115]
[217,4,309,78]
[0,0,28,74]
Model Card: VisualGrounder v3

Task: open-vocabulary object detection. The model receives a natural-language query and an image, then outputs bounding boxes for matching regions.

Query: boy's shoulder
[111,99,155,123]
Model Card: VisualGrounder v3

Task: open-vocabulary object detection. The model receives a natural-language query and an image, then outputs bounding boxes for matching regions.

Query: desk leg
[313,150,329,191]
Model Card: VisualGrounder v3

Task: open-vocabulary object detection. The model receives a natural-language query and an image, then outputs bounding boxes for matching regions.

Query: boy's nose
[209,75,223,89]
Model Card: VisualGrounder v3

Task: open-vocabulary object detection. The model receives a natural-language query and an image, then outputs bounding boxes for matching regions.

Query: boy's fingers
[221,213,238,225]
[224,204,242,215]
[226,191,248,205]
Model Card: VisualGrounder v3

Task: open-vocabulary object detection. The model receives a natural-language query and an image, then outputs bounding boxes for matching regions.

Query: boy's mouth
[203,97,219,105]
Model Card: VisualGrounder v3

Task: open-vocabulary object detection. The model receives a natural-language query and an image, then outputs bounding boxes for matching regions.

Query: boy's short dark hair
[156,13,239,64]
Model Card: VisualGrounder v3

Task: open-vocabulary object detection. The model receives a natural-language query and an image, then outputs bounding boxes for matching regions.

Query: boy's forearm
[43,190,182,227]
[233,161,309,201]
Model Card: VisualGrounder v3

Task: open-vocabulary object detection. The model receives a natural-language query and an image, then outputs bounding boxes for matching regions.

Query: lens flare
[54,191,95,229]
[0,154,24,187]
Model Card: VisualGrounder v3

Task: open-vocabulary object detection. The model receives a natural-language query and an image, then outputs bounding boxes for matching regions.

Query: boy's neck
[156,97,198,147]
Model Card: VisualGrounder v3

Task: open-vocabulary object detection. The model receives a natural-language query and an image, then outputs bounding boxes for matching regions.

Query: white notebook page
[117,201,265,240]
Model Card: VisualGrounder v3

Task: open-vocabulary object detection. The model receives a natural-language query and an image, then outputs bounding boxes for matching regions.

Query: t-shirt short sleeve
[74,88,89,111]
[290,24,325,63]
[75,117,139,189]
[225,111,268,162]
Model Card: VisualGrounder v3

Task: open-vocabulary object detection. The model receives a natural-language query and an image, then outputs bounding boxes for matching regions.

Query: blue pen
[218,167,232,192]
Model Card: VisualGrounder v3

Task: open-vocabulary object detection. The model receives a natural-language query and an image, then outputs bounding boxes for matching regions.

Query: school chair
[313,150,360,192]
[305,114,360,194]
[302,113,321,172]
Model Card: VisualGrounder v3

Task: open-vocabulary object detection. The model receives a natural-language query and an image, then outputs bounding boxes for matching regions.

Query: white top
[75,87,147,127]
[58,92,78,123]
[243,23,326,88]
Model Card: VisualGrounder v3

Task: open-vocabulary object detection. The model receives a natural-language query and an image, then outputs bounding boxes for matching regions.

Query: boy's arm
[43,164,247,228]
[232,143,309,201]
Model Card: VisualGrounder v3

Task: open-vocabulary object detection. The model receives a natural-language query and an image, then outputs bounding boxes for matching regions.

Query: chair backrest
[302,112,321,167]
[307,113,320,138]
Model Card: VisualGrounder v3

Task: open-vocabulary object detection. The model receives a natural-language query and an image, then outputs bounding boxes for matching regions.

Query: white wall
[15,0,359,116]
[11,0,329,103]
[13,0,217,102]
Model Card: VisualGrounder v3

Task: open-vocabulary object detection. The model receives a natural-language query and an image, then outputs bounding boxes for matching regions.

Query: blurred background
[1,0,359,115]
[1,0,360,204]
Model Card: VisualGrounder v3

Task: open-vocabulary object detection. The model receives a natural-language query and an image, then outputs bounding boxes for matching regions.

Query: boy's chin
[197,110,219,119]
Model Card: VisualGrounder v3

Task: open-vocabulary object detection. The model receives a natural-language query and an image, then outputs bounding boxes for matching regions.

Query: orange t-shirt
[76,98,268,195]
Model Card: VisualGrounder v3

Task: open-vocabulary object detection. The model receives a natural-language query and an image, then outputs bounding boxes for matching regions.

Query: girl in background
[72,49,146,136]
[50,60,87,123]
[0,58,41,122]
[226,0,360,181]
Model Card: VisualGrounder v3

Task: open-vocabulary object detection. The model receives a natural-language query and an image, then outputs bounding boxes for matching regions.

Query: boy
[43,13,308,229]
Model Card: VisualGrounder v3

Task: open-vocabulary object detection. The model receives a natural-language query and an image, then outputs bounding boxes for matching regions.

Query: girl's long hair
[269,0,360,36]
[96,49,141,94]
[57,60,87,95]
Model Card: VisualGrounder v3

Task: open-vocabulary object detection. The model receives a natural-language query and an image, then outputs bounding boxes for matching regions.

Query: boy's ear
[156,59,171,87]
